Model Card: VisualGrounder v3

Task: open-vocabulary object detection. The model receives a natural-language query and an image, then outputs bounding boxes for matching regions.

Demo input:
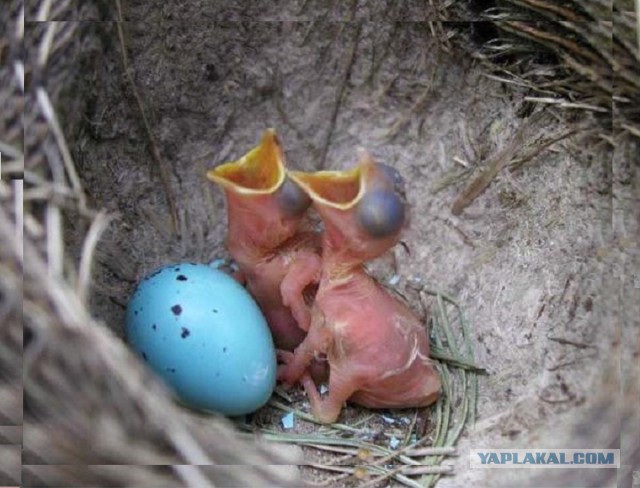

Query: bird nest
[4,0,639,487]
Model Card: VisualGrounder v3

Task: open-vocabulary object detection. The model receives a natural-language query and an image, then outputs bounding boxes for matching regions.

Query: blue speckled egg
[125,263,276,416]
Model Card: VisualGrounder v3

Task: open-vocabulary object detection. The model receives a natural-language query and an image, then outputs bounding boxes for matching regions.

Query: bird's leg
[280,251,321,332]
[277,310,330,388]
[300,371,358,424]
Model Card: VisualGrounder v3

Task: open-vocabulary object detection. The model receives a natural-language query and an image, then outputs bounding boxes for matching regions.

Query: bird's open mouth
[207,129,285,195]
[289,154,377,210]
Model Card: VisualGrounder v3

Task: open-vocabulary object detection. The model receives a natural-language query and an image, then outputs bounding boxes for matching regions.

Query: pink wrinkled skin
[278,153,440,424]
[207,130,328,382]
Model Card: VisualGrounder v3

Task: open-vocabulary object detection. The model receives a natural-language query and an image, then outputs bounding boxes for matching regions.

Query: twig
[273,386,293,403]
[504,21,602,65]
[358,465,408,488]
[523,96,609,112]
[400,465,454,475]
[547,335,596,349]
[36,88,87,211]
[46,203,63,279]
[452,156,471,168]
[36,0,53,20]
[172,466,214,488]
[359,463,453,488]
[168,425,215,488]
[14,180,23,261]
[0,142,22,160]
[402,410,418,447]
[509,128,582,170]
[77,211,118,305]
[37,21,57,66]
[636,0,640,56]
[306,464,353,474]
[302,444,359,456]
[451,111,546,215]
[621,123,640,139]
[268,400,364,434]
[257,430,450,467]
[406,446,456,456]
[114,0,178,233]
[429,349,486,372]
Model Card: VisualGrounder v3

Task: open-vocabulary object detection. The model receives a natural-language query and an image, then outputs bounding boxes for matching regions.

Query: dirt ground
[67,8,639,488]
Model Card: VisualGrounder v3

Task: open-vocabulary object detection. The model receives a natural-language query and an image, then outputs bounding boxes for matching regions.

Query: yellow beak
[288,150,377,210]
[207,128,286,195]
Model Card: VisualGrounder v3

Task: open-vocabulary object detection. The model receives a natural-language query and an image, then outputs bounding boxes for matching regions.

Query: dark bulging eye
[276,176,311,216]
[356,189,405,238]
[378,163,406,199]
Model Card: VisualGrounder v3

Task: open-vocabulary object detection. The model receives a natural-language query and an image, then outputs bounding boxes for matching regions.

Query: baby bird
[278,151,441,423]
[207,130,323,356]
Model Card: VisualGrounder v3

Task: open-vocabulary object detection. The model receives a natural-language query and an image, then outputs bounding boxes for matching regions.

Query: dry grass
[465,0,639,140]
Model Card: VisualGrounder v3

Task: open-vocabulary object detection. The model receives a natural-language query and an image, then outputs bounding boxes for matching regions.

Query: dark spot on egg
[147,268,163,280]
[242,375,248,382]
[171,304,182,315]
[181,327,190,338]
[134,310,138,316]
[166,367,176,373]
[212,309,218,313]
[152,323,157,330]
[176,274,188,281]
[174,267,180,272]
[223,347,227,353]
[141,352,148,361]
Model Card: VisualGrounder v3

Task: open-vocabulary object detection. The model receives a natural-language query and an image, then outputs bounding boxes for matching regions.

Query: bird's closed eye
[276,177,312,216]
[356,189,405,238]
